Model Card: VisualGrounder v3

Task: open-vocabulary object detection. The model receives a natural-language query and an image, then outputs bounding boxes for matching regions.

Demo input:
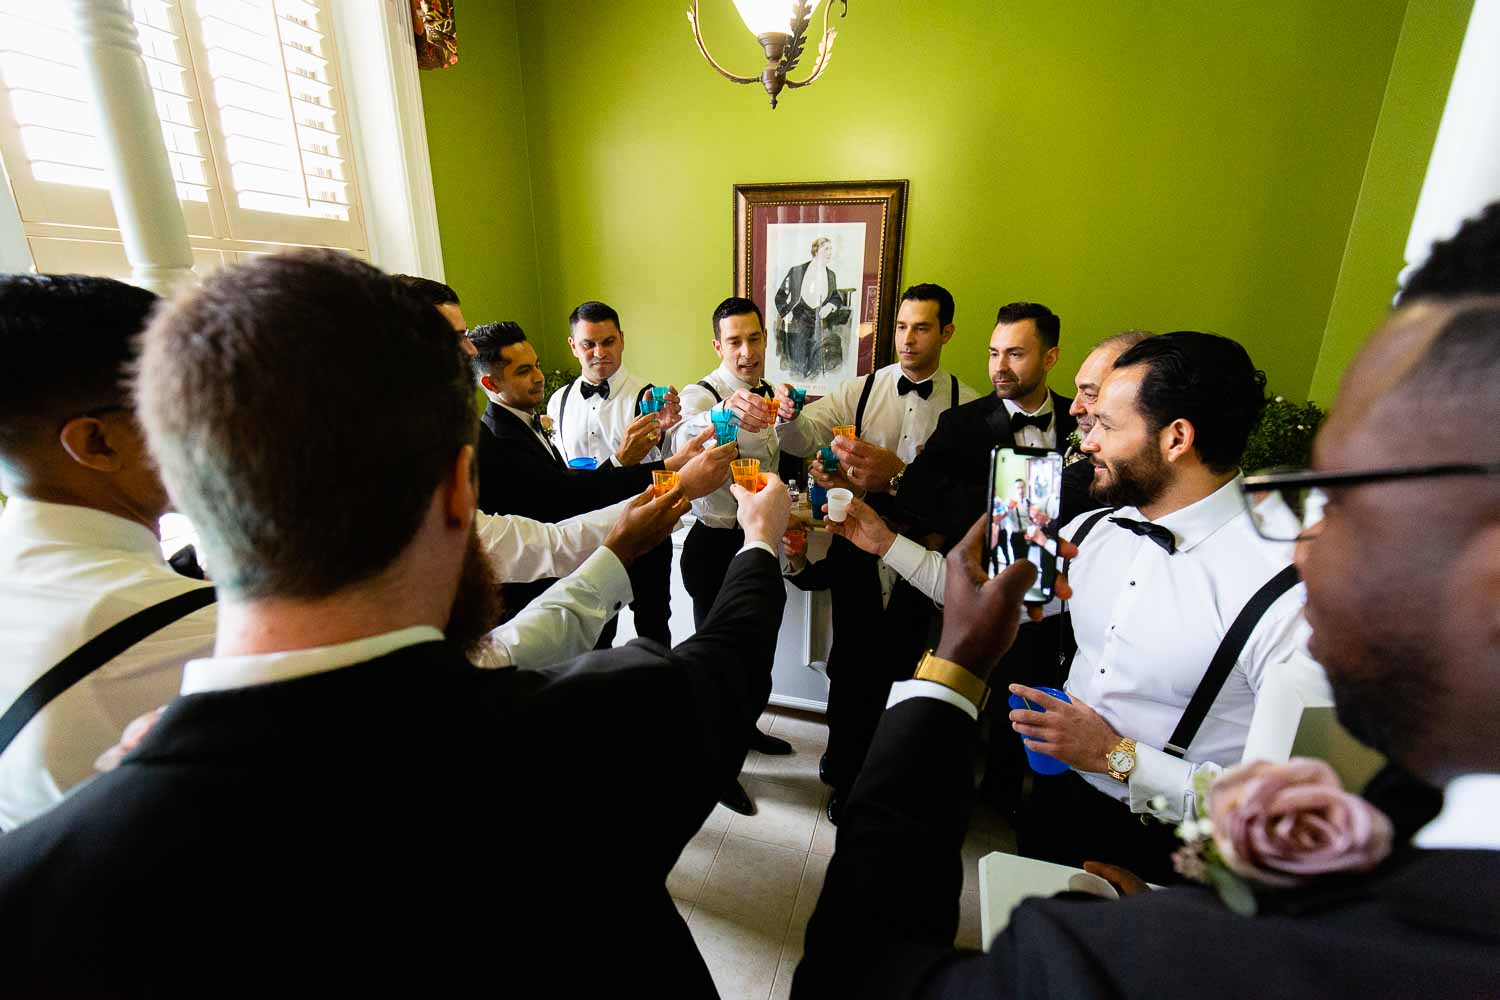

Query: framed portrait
[733,180,908,396]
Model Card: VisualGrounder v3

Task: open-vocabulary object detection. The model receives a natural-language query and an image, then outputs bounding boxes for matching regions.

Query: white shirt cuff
[1128,743,1217,821]
[887,678,980,722]
[881,533,924,577]
[738,540,776,558]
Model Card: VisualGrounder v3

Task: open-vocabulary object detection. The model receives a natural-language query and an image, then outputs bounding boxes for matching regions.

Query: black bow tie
[579,380,609,400]
[897,376,933,399]
[1011,410,1053,433]
[750,382,774,398]
[1109,516,1177,555]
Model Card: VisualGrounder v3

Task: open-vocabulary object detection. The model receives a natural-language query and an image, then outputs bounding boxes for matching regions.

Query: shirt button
[1099,668,1105,674]
[1129,580,1136,586]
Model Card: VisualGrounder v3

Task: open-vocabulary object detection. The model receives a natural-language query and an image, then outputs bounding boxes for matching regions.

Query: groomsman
[888,301,1075,816]
[774,283,980,823]
[545,301,682,646]
[674,297,796,815]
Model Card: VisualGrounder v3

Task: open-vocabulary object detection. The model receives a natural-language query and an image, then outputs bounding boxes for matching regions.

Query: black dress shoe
[818,752,832,786]
[825,791,844,827]
[750,729,793,756]
[720,780,756,816]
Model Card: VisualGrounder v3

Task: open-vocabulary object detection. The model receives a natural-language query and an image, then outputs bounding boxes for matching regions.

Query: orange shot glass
[652,470,680,498]
[764,396,780,423]
[831,423,857,441]
[731,458,763,493]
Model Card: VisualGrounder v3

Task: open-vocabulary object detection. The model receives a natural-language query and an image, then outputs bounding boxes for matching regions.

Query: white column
[69,0,194,296]
[1401,0,1500,286]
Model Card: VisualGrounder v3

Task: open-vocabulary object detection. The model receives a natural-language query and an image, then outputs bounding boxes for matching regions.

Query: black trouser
[821,538,936,796]
[979,614,1064,810]
[1017,769,1182,885]
[595,538,672,648]
[680,521,749,629]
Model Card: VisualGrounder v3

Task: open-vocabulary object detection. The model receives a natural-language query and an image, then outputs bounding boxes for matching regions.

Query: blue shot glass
[710,404,739,446]
[789,387,808,414]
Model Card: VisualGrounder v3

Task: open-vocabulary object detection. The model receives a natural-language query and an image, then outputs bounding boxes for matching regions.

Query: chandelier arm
[784,0,844,88]
[686,3,762,85]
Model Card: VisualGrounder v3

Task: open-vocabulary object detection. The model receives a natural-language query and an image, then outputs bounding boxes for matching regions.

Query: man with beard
[1005,331,1305,881]
[792,299,1500,999]
[0,250,794,994]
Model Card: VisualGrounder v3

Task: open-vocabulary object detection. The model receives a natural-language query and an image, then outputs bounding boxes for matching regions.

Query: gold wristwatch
[913,651,990,711]
[1106,737,1137,782]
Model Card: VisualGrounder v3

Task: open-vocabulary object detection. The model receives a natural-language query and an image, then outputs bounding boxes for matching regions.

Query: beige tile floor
[671,706,1017,1000]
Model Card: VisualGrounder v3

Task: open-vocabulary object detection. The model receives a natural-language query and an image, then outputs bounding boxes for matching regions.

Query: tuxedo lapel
[485,401,563,466]
[1052,389,1078,450]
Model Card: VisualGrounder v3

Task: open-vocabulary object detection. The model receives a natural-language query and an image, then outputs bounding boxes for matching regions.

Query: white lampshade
[732,0,822,38]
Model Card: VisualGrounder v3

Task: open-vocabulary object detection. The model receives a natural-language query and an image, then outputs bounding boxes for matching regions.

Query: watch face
[1108,750,1135,773]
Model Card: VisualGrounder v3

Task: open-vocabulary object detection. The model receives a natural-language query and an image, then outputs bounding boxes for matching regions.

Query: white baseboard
[768,694,827,714]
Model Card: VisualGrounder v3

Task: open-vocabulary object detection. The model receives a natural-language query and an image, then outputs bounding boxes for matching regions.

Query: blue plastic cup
[651,385,671,402]
[639,397,661,416]
[710,405,739,445]
[790,387,808,413]
[1007,687,1072,775]
[818,446,839,473]
[567,457,598,471]
[808,482,828,521]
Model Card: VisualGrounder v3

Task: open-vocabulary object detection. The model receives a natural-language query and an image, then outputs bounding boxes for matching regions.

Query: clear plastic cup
[825,487,853,522]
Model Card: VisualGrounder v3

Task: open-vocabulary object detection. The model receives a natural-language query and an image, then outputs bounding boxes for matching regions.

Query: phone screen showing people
[985,446,1063,601]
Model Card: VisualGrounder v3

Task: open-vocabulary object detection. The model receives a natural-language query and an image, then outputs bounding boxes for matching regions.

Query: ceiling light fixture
[687,1,848,109]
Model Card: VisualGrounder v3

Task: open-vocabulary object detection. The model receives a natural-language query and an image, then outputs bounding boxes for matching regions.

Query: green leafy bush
[1241,396,1326,472]
[544,366,580,405]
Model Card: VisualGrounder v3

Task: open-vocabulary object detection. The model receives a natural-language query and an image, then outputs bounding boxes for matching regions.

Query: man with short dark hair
[773,282,980,822]
[545,300,682,646]
[794,299,1500,999]
[674,296,801,815]
[0,251,795,994]
[0,275,215,831]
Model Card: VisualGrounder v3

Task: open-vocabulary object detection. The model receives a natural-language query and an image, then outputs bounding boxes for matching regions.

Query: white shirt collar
[180,625,444,695]
[495,398,542,428]
[1002,394,1054,418]
[1415,774,1500,851]
[1117,474,1246,554]
[581,364,630,391]
[0,496,162,560]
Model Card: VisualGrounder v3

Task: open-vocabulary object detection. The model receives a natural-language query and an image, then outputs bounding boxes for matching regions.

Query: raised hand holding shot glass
[731,457,764,493]
[709,404,740,446]
[726,387,773,432]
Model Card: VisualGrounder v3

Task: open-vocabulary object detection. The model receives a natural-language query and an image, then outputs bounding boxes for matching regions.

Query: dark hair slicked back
[135,250,474,600]
[712,297,763,339]
[994,301,1061,349]
[467,321,528,379]
[901,283,955,328]
[568,300,622,332]
[391,274,460,308]
[1112,331,1268,474]
[0,274,158,451]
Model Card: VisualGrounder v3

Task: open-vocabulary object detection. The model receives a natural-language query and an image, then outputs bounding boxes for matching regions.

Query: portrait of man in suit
[766,223,863,391]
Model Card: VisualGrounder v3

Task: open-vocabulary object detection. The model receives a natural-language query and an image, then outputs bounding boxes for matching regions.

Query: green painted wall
[1308,0,1474,404]
[418,0,541,336]
[421,2,1468,401]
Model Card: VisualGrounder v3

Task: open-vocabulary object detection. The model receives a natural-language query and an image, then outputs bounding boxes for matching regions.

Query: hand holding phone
[985,446,1064,602]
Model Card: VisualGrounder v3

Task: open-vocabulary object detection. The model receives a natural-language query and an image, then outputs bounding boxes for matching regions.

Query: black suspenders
[852,371,960,439]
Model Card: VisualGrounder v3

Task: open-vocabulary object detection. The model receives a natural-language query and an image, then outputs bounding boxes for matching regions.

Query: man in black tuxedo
[793,297,1500,998]
[773,236,848,378]
[894,302,1076,813]
[469,321,732,622]
[0,250,796,995]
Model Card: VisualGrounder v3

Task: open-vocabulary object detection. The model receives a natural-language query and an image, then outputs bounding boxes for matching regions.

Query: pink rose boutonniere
[1172,758,1395,915]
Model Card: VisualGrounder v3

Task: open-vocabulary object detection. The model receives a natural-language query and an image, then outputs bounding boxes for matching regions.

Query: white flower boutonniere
[538,415,555,439]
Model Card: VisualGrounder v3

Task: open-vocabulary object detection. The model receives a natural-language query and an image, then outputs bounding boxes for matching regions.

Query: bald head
[1298,297,1500,783]
[1069,330,1152,435]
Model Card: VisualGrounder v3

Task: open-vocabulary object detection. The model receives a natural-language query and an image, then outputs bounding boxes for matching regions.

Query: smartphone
[985,446,1063,601]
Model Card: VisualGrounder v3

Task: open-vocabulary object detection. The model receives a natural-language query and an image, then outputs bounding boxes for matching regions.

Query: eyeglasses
[1241,463,1500,542]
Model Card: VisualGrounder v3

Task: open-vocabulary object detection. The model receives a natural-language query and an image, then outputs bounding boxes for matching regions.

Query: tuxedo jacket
[476,400,660,522]
[0,548,786,996]
[793,696,1500,999]
[896,390,1080,547]
[774,262,844,322]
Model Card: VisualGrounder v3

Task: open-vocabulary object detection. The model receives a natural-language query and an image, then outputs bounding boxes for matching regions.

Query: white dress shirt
[675,363,782,530]
[544,365,663,468]
[473,501,629,584]
[882,477,1306,823]
[1002,394,1058,450]
[776,361,981,464]
[181,626,443,695]
[0,499,216,829]
[1415,774,1500,851]
[1062,476,1305,820]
